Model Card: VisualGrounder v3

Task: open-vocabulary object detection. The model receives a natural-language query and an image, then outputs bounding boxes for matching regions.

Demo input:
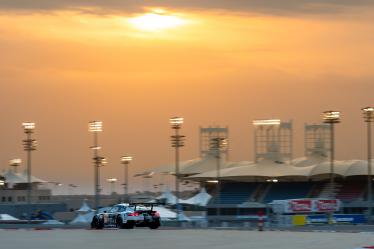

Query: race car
[91,203,161,230]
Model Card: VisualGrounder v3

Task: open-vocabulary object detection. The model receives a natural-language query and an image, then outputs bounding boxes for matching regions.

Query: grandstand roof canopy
[187,158,374,181]
[136,155,236,177]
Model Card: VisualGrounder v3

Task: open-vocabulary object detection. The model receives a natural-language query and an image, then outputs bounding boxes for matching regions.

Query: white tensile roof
[180,188,212,206]
[20,170,47,183]
[188,159,374,180]
[1,169,26,184]
[0,169,47,184]
[137,155,237,177]
[292,155,327,167]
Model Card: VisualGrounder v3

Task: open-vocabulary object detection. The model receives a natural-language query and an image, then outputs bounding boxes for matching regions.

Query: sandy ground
[1,229,374,249]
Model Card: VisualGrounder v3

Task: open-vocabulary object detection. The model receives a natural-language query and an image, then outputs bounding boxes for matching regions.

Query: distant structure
[253,119,293,163]
[199,126,229,159]
[0,169,50,203]
[304,123,330,158]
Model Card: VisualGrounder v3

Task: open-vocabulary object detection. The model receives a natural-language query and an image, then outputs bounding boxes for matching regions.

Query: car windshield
[108,206,119,213]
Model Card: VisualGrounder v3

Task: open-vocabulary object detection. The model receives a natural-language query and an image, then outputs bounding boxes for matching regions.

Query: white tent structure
[153,206,190,221]
[77,200,94,213]
[43,220,64,225]
[156,189,179,205]
[0,214,18,221]
[180,188,212,206]
[70,212,95,224]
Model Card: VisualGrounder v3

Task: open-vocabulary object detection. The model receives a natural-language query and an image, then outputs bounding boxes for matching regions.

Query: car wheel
[149,220,160,229]
[91,217,104,230]
[116,216,125,229]
[124,221,135,229]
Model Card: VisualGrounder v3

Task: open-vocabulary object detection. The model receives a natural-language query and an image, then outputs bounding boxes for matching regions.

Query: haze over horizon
[0,0,373,194]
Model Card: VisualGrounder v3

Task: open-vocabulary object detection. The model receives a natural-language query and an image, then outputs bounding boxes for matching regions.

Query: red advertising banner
[289,200,312,212]
[272,199,341,214]
[316,199,339,212]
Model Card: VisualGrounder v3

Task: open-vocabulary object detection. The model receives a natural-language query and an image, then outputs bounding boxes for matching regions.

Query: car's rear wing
[130,203,163,212]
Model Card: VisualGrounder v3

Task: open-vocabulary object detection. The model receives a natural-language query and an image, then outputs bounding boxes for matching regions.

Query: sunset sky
[0,0,373,194]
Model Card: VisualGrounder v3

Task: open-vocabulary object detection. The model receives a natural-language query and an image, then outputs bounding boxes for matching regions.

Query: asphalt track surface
[1,229,374,249]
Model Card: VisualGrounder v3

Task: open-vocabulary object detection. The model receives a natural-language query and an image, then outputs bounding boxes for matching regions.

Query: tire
[91,217,104,230]
[123,221,135,229]
[149,220,160,230]
[116,216,125,229]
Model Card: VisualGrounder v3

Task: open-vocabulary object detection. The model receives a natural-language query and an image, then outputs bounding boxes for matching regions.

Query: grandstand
[140,123,374,223]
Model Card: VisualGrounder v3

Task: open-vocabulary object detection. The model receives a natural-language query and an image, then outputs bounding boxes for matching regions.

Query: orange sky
[0,3,374,194]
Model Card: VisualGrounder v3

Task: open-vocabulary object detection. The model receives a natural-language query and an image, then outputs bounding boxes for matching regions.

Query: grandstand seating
[335,181,365,202]
[262,182,314,203]
[317,182,338,199]
[210,181,367,206]
[213,182,258,204]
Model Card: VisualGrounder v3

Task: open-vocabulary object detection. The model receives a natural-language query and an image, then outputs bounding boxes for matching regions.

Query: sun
[128,9,186,32]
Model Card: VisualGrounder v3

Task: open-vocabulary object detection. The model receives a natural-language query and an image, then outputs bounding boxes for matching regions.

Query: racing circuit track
[1,229,374,249]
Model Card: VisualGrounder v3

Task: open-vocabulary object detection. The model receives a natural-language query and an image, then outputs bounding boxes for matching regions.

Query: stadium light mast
[169,117,185,226]
[22,122,37,218]
[322,111,341,191]
[9,158,22,173]
[107,178,118,195]
[252,119,281,126]
[362,107,374,223]
[89,121,106,212]
[121,156,133,202]
[210,137,228,225]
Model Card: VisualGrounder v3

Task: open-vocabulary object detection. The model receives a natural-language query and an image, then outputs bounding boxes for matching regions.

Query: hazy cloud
[0,0,373,15]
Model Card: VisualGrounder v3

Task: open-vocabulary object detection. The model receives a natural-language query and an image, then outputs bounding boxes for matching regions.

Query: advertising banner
[289,200,313,213]
[316,199,339,212]
[271,199,341,214]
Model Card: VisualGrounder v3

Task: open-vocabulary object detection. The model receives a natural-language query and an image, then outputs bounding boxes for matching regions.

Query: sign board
[271,199,340,214]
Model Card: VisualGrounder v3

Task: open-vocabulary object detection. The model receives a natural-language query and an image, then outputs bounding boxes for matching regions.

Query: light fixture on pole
[210,137,228,225]
[121,156,133,202]
[89,121,104,212]
[322,111,341,193]
[22,122,37,218]
[9,158,22,173]
[362,107,374,223]
[107,178,118,195]
[169,116,185,226]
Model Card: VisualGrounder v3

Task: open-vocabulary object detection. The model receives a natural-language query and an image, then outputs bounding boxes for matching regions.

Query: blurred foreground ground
[1,229,374,249]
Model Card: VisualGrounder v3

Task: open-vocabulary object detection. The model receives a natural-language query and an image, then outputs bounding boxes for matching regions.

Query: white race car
[91,203,161,229]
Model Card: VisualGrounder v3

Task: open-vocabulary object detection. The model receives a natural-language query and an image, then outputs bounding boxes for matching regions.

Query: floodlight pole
[124,162,129,199]
[170,117,184,227]
[22,122,36,221]
[175,127,181,225]
[89,121,104,213]
[26,132,32,211]
[330,123,335,186]
[94,131,100,210]
[121,156,132,202]
[322,111,340,195]
[362,107,374,223]
[367,120,372,223]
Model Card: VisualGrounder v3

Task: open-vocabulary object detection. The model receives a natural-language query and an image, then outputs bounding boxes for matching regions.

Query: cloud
[0,0,373,15]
